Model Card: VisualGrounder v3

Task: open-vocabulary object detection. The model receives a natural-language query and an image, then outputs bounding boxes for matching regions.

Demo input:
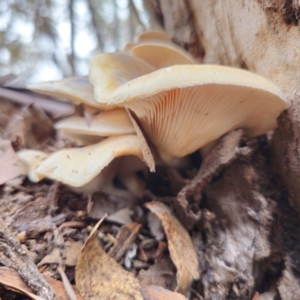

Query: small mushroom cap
[34,134,144,187]
[137,30,171,42]
[55,108,135,137]
[28,77,113,109]
[129,41,195,69]
[90,61,287,160]
[17,150,49,182]
[89,52,154,101]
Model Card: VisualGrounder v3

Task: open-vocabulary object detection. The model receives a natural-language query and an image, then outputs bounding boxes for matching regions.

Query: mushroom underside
[123,84,285,160]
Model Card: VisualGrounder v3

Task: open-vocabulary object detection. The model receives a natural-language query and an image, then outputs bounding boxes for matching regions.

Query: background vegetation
[0,0,149,82]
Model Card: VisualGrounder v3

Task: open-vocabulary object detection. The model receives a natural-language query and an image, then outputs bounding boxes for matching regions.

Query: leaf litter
[0,88,267,300]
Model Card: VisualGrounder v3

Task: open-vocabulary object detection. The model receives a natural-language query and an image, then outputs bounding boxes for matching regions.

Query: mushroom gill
[89,59,287,161]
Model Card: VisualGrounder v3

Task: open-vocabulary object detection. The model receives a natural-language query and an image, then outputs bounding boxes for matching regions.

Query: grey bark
[148,0,300,299]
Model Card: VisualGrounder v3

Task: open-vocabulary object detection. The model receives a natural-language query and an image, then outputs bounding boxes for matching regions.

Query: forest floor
[1,93,299,300]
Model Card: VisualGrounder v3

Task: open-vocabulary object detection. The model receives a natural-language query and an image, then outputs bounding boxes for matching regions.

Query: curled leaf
[75,217,143,300]
[145,201,199,295]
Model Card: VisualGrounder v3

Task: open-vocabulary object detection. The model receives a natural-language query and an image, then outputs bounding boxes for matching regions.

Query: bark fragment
[176,130,250,230]
[198,160,276,299]
[272,99,300,215]
[0,226,56,300]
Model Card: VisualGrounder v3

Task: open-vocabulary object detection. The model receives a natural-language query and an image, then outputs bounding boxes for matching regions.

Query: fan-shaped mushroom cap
[137,30,171,42]
[55,108,135,138]
[89,52,154,101]
[129,41,195,69]
[32,134,144,187]
[28,77,113,109]
[90,62,287,161]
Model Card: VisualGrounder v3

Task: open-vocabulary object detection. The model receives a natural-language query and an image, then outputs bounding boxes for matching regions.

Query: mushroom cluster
[19,30,287,197]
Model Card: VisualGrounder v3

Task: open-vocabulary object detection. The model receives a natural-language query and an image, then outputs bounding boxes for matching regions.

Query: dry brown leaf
[145,201,199,295]
[3,104,55,149]
[89,192,136,222]
[138,255,176,289]
[38,240,83,267]
[141,285,188,300]
[107,208,134,225]
[0,266,44,300]
[0,139,21,184]
[75,217,143,300]
[0,100,18,137]
[44,274,83,300]
[147,212,165,241]
[0,266,83,300]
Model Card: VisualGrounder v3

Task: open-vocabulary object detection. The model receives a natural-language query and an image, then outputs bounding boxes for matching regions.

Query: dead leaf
[0,266,44,300]
[0,100,18,137]
[44,274,83,300]
[38,240,83,267]
[145,201,199,295]
[3,104,55,149]
[141,285,188,300]
[0,140,21,184]
[75,217,143,300]
[107,208,134,225]
[89,192,136,223]
[147,212,165,241]
[0,266,82,300]
[138,255,176,289]
[108,222,141,261]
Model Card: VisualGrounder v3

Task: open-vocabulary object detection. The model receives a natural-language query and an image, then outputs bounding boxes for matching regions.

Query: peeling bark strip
[179,130,244,199]
[272,99,300,215]
[175,130,250,230]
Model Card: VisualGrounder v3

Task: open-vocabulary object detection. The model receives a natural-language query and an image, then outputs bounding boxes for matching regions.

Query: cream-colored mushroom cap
[137,30,171,42]
[17,150,49,182]
[34,134,144,187]
[89,52,154,101]
[90,62,287,161]
[28,77,113,109]
[129,41,195,69]
[55,108,135,137]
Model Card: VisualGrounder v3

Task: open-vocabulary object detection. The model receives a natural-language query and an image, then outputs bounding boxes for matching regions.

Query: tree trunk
[148,1,300,299]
